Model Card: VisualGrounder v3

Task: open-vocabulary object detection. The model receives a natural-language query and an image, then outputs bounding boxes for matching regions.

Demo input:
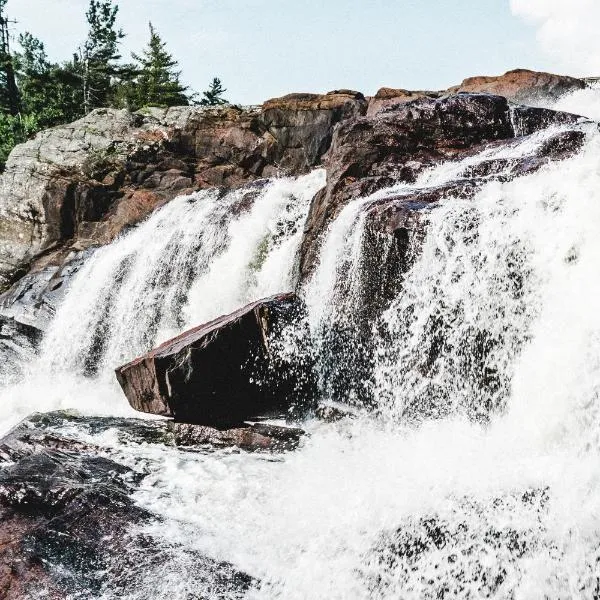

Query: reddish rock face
[296,93,583,281]
[115,293,313,426]
[449,68,586,103]
[367,88,441,116]
[367,69,586,117]
[0,93,367,291]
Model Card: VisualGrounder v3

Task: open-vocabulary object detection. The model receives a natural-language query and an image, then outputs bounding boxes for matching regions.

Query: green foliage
[14,34,83,128]
[0,1,20,115]
[0,112,38,168]
[0,0,229,170]
[79,0,124,113]
[126,23,189,109]
[199,77,228,106]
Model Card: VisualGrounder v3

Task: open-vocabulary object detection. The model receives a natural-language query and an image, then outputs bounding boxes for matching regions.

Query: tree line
[0,0,228,167]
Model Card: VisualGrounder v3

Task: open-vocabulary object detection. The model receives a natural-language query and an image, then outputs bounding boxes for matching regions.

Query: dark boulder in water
[0,410,307,598]
[115,293,314,426]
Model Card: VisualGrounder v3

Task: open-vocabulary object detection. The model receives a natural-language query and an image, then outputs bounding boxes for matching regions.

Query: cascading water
[0,170,324,432]
[2,89,600,598]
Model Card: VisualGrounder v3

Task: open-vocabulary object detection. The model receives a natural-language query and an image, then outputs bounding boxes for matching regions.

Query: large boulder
[0,93,366,291]
[115,293,313,426]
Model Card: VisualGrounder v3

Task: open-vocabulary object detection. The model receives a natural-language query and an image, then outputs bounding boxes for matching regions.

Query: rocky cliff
[0,69,587,294]
[0,92,366,291]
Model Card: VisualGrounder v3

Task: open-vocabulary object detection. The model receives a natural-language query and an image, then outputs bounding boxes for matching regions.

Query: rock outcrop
[297,93,584,280]
[0,92,366,291]
[449,68,586,103]
[0,410,305,598]
[116,293,313,425]
[367,69,587,117]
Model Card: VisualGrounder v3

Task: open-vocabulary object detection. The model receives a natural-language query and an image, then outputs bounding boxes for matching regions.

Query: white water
[0,170,324,432]
[113,126,600,599]
[2,89,600,598]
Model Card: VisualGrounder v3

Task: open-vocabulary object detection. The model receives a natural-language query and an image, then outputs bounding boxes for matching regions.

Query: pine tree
[199,77,228,106]
[15,34,83,128]
[79,0,124,114]
[129,23,188,109]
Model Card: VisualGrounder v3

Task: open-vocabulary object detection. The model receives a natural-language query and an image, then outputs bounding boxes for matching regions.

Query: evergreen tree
[199,77,228,106]
[15,34,83,128]
[79,0,124,113]
[129,23,188,109]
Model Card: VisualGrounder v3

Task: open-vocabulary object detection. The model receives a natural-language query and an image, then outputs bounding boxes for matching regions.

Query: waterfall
[0,170,324,431]
[2,87,600,598]
[101,126,600,599]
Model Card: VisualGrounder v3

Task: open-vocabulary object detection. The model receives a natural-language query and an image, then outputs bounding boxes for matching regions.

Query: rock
[0,316,43,385]
[171,421,305,451]
[0,411,258,598]
[115,293,314,426]
[0,94,366,291]
[261,90,367,172]
[449,68,586,104]
[367,88,441,116]
[367,69,586,117]
[0,250,90,331]
[297,94,584,280]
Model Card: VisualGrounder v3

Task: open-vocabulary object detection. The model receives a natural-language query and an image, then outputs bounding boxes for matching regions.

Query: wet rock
[116,293,314,426]
[363,489,549,599]
[0,250,89,330]
[171,421,304,452]
[0,316,43,385]
[297,93,584,280]
[0,411,267,599]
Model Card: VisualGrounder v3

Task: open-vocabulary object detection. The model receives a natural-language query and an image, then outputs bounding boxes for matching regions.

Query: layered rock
[116,293,313,426]
[367,69,587,117]
[449,68,586,103]
[297,93,584,280]
[0,92,366,291]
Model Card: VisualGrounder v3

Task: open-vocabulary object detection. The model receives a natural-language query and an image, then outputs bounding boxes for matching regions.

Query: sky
[5,0,599,106]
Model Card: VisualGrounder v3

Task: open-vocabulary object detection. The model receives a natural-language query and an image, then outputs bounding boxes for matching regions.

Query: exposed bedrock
[0,410,305,598]
[297,93,586,280]
[115,293,314,426]
[0,91,366,291]
[367,68,586,116]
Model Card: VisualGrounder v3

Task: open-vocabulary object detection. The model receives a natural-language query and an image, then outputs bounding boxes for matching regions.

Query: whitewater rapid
[2,88,600,598]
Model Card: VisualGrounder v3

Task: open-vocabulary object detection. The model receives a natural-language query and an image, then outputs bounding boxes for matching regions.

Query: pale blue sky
[4,0,580,105]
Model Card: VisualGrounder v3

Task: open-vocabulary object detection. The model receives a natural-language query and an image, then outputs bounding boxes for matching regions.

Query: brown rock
[115,293,313,426]
[449,68,586,103]
[297,93,583,280]
[367,88,441,116]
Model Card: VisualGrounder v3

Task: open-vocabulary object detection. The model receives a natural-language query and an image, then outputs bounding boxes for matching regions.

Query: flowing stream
[2,91,600,598]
